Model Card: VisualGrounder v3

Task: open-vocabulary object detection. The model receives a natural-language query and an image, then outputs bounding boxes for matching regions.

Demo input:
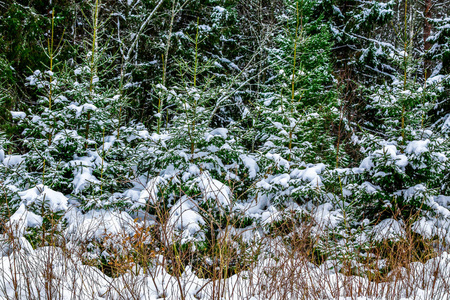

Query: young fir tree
[426,15,450,134]
[248,0,343,206]
[9,3,142,211]
[132,18,253,245]
[312,0,394,77]
[333,15,450,225]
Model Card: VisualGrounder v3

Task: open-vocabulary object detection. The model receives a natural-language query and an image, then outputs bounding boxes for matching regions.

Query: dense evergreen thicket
[1,0,449,277]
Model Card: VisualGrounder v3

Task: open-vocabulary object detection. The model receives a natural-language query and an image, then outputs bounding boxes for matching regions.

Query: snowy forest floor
[2,204,450,300]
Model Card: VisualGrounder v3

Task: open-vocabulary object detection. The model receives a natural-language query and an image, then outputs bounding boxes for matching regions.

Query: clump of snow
[213,6,226,13]
[70,154,101,194]
[149,132,171,146]
[138,129,151,139]
[67,103,98,118]
[101,135,117,152]
[400,90,411,96]
[65,209,136,242]
[427,195,450,218]
[197,172,231,207]
[10,111,26,119]
[52,129,80,145]
[441,114,450,131]
[198,24,211,32]
[260,205,283,225]
[427,74,448,85]
[18,184,68,212]
[395,184,428,200]
[360,181,381,194]
[25,70,43,87]
[2,155,24,167]
[360,145,408,170]
[205,128,228,142]
[435,195,450,208]
[5,204,43,237]
[138,176,167,206]
[313,203,342,230]
[271,173,290,188]
[0,236,34,255]
[167,196,205,244]
[239,154,259,178]
[291,163,325,187]
[122,188,141,203]
[371,219,406,242]
[266,153,290,169]
[406,139,430,155]
[412,217,436,239]
[255,178,272,191]
[182,164,201,182]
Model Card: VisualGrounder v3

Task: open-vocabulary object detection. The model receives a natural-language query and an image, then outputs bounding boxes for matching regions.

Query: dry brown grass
[1,187,450,299]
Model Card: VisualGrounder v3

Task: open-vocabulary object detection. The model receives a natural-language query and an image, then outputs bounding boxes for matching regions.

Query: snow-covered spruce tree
[428,16,450,76]
[312,4,450,268]
[309,0,396,138]
[312,0,394,79]
[132,19,253,249]
[118,0,275,129]
[320,77,449,272]
[118,17,278,280]
[0,53,18,135]
[426,15,450,134]
[331,25,449,229]
[247,0,343,207]
[7,3,143,214]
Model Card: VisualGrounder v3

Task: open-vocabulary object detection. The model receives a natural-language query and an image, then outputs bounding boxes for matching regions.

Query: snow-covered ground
[1,240,450,299]
[1,178,450,299]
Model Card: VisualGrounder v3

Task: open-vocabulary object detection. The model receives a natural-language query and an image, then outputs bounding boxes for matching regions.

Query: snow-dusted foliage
[0,0,450,297]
